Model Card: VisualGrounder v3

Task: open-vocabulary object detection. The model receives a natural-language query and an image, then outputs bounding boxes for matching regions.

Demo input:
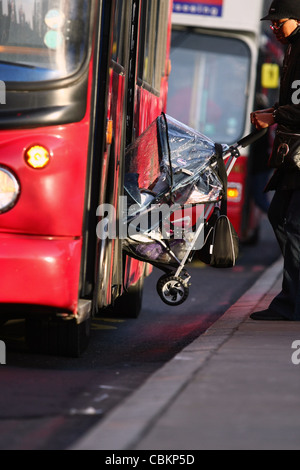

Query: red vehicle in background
[168,0,282,243]
[0,0,173,356]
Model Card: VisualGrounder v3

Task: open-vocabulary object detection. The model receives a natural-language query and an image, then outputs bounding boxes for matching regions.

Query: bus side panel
[0,235,82,312]
[135,87,162,136]
[0,94,92,314]
[228,153,261,241]
[227,156,248,235]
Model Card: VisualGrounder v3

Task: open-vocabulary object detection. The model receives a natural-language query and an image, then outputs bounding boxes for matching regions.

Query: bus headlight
[0,167,20,213]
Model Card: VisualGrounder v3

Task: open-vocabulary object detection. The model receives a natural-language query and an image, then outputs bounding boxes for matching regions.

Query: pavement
[72,256,300,451]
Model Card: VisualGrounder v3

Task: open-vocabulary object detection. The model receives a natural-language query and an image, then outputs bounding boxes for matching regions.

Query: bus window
[112,0,126,66]
[138,0,155,87]
[0,0,90,83]
[153,0,169,90]
[138,0,169,94]
[168,31,251,144]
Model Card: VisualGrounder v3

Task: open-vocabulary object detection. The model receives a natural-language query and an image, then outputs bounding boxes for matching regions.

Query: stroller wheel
[157,275,189,306]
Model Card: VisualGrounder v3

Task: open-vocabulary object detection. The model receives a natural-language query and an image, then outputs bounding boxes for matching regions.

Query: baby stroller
[123,114,265,306]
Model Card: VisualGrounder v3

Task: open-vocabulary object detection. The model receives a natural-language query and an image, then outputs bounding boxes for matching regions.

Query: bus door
[108,0,173,318]
[89,0,133,312]
[88,0,163,316]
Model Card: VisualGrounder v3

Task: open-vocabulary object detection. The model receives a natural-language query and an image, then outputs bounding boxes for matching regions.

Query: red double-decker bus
[0,0,173,356]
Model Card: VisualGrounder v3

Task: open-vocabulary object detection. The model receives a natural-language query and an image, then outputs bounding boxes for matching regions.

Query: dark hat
[261,0,300,21]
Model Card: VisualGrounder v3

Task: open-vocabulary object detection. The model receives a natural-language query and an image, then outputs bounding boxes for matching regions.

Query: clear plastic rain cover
[124,114,228,209]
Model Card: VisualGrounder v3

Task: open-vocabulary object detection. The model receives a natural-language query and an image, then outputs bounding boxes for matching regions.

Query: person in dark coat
[250,0,300,320]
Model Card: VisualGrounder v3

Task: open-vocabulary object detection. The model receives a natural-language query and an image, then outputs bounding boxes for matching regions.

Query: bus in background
[168,0,282,242]
[0,0,173,356]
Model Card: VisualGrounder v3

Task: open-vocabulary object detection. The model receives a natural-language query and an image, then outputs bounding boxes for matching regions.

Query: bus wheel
[111,276,144,319]
[25,316,91,358]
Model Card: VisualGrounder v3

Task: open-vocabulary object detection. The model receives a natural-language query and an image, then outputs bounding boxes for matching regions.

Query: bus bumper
[0,234,82,315]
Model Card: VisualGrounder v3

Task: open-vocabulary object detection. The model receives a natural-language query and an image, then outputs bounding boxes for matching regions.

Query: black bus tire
[25,315,91,358]
[111,275,144,319]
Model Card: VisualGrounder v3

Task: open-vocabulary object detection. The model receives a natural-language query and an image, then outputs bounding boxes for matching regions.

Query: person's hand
[250,109,275,130]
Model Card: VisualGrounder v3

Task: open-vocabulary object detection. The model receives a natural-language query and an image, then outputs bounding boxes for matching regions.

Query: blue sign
[173,0,223,17]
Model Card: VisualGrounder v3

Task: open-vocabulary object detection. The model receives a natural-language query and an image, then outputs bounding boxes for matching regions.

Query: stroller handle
[236,128,268,149]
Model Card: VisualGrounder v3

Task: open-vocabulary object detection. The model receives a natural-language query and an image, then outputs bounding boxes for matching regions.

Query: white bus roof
[172,0,266,35]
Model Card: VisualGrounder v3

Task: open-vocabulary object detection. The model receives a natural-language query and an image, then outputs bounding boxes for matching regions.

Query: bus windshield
[0,0,90,83]
[167,30,251,144]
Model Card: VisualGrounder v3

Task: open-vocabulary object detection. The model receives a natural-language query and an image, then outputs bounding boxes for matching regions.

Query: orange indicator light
[228,188,240,199]
[106,120,113,146]
[25,145,50,169]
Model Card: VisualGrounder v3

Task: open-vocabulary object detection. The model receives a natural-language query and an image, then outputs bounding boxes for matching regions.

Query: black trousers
[268,188,300,320]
